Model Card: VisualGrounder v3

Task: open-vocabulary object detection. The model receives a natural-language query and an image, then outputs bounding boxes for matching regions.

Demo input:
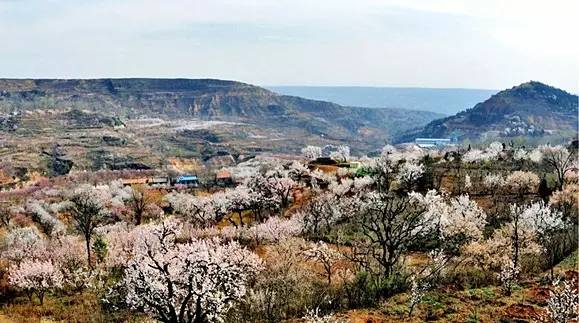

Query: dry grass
[1,293,101,323]
[0,292,149,323]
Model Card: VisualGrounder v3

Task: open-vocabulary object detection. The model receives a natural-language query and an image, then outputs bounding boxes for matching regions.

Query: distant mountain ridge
[395,81,578,143]
[0,78,443,150]
[267,85,498,115]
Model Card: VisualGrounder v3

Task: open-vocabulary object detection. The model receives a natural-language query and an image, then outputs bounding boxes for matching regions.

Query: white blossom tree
[301,145,323,160]
[303,241,342,285]
[330,145,350,162]
[266,175,296,211]
[513,148,528,161]
[487,141,503,158]
[442,195,487,241]
[545,279,579,323]
[408,275,430,318]
[370,145,402,191]
[462,142,503,163]
[508,202,565,274]
[498,258,519,296]
[410,191,487,243]
[462,149,487,163]
[520,202,569,279]
[302,308,347,323]
[166,193,217,226]
[397,160,424,191]
[2,227,47,264]
[301,191,356,237]
[528,148,543,163]
[25,199,65,236]
[483,173,505,192]
[464,174,472,189]
[123,220,262,323]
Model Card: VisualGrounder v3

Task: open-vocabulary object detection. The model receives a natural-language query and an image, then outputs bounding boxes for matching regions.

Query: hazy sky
[0,0,577,91]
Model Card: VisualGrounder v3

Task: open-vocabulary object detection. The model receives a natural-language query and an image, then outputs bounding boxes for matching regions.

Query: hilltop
[395,81,578,143]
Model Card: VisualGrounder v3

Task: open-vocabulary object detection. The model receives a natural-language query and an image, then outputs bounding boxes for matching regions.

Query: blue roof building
[415,138,453,148]
[175,175,199,186]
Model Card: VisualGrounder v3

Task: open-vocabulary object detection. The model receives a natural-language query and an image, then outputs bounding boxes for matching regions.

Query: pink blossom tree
[9,260,63,305]
[550,184,579,223]
[97,222,138,268]
[251,215,303,243]
[225,186,255,227]
[50,235,92,291]
[505,171,540,197]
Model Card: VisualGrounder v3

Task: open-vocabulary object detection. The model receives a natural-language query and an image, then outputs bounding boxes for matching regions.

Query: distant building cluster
[120,169,235,189]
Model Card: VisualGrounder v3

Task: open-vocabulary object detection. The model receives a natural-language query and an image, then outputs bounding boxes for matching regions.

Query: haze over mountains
[267,86,498,115]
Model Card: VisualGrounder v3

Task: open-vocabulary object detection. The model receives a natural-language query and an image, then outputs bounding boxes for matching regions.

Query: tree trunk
[135,210,142,225]
[85,234,92,269]
[192,297,205,323]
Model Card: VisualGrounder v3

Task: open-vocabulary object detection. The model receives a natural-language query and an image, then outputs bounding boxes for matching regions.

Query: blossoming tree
[123,220,262,323]
[301,145,322,160]
[9,260,63,305]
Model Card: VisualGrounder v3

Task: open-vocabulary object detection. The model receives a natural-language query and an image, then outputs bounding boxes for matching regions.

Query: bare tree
[0,203,11,227]
[127,185,150,225]
[539,145,577,190]
[355,193,430,277]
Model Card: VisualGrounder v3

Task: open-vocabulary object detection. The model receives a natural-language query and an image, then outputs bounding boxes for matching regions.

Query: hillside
[395,81,578,143]
[0,78,442,173]
[267,85,497,115]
